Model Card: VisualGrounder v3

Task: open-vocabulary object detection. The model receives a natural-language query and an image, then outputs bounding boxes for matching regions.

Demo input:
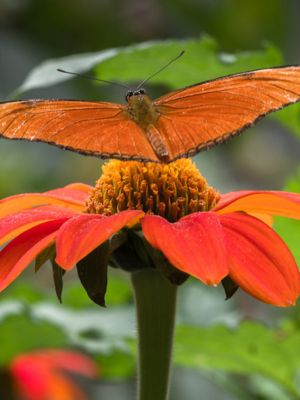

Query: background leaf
[274,168,300,264]
[0,314,68,366]
[175,321,300,397]
[15,36,283,96]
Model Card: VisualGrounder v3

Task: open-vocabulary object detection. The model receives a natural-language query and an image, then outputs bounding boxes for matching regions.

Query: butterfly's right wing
[0,99,158,162]
[154,66,300,161]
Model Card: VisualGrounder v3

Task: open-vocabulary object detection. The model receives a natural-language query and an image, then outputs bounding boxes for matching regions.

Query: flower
[0,159,300,306]
[9,349,98,400]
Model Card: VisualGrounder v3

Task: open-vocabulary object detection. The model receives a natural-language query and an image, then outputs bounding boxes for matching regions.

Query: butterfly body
[126,90,159,129]
[1,66,300,163]
[126,90,170,161]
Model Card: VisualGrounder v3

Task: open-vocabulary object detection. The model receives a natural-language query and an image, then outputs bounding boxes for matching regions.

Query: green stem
[131,268,178,400]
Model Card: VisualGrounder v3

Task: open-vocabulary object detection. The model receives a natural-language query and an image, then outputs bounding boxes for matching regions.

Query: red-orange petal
[64,182,93,193]
[142,213,228,285]
[214,190,300,219]
[0,186,89,219]
[0,206,77,246]
[55,210,144,270]
[0,218,69,292]
[13,369,83,400]
[45,186,91,204]
[35,350,98,376]
[10,350,97,400]
[11,349,98,379]
[219,212,300,306]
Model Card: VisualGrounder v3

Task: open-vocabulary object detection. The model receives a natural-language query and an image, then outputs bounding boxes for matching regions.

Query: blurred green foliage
[3,0,294,55]
[0,314,68,365]
[2,279,300,398]
[175,322,300,398]
[274,171,300,265]
[16,36,283,94]
[1,1,300,399]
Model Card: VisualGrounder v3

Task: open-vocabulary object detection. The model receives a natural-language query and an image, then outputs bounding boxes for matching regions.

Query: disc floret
[85,159,220,222]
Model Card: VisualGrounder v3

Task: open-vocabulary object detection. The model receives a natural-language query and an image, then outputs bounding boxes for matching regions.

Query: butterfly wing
[0,100,158,162]
[154,66,300,160]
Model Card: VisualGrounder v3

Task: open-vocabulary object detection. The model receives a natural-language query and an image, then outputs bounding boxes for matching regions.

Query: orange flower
[0,159,300,306]
[9,349,97,400]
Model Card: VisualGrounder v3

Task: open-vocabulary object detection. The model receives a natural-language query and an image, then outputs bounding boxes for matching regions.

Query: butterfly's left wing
[0,100,159,162]
[154,66,300,161]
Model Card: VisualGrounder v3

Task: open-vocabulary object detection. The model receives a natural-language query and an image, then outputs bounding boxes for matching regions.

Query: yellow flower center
[85,159,220,222]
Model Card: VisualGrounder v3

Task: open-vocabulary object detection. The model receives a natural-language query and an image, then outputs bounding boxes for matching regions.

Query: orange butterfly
[1,65,300,163]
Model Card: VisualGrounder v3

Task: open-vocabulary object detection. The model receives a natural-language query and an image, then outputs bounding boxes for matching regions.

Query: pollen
[85,159,220,222]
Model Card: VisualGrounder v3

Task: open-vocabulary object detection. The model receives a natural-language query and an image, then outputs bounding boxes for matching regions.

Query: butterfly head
[125,88,146,102]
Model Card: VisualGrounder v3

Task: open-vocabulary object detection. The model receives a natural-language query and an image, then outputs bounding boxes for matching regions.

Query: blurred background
[1,1,300,399]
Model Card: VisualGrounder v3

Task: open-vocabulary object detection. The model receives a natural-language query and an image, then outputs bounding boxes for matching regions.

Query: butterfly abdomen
[146,124,169,162]
[127,94,169,162]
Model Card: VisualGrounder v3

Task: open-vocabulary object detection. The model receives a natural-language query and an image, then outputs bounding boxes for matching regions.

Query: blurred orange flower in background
[9,349,98,400]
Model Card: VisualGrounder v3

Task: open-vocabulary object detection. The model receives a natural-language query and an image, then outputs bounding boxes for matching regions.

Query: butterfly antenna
[57,68,132,90]
[136,50,185,90]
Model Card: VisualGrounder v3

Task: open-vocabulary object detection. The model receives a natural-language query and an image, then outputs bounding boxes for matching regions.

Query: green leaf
[272,103,300,139]
[13,48,120,96]
[177,280,240,328]
[62,273,132,308]
[283,168,300,193]
[77,242,110,307]
[175,322,300,397]
[0,283,45,304]
[274,168,300,264]
[15,36,283,96]
[95,37,283,90]
[95,350,135,379]
[105,273,132,306]
[0,314,68,366]
[31,301,135,357]
[62,284,99,309]
[274,217,300,265]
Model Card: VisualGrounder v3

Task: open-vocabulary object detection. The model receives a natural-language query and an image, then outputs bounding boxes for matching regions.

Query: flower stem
[131,268,178,400]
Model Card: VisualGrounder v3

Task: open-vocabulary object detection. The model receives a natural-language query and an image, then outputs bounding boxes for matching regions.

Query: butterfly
[0,65,300,163]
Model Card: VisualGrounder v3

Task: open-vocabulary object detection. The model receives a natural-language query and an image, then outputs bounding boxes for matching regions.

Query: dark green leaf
[51,260,65,303]
[77,241,110,306]
[0,369,15,400]
[35,244,56,272]
[221,276,239,300]
[110,230,153,271]
[109,231,128,252]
